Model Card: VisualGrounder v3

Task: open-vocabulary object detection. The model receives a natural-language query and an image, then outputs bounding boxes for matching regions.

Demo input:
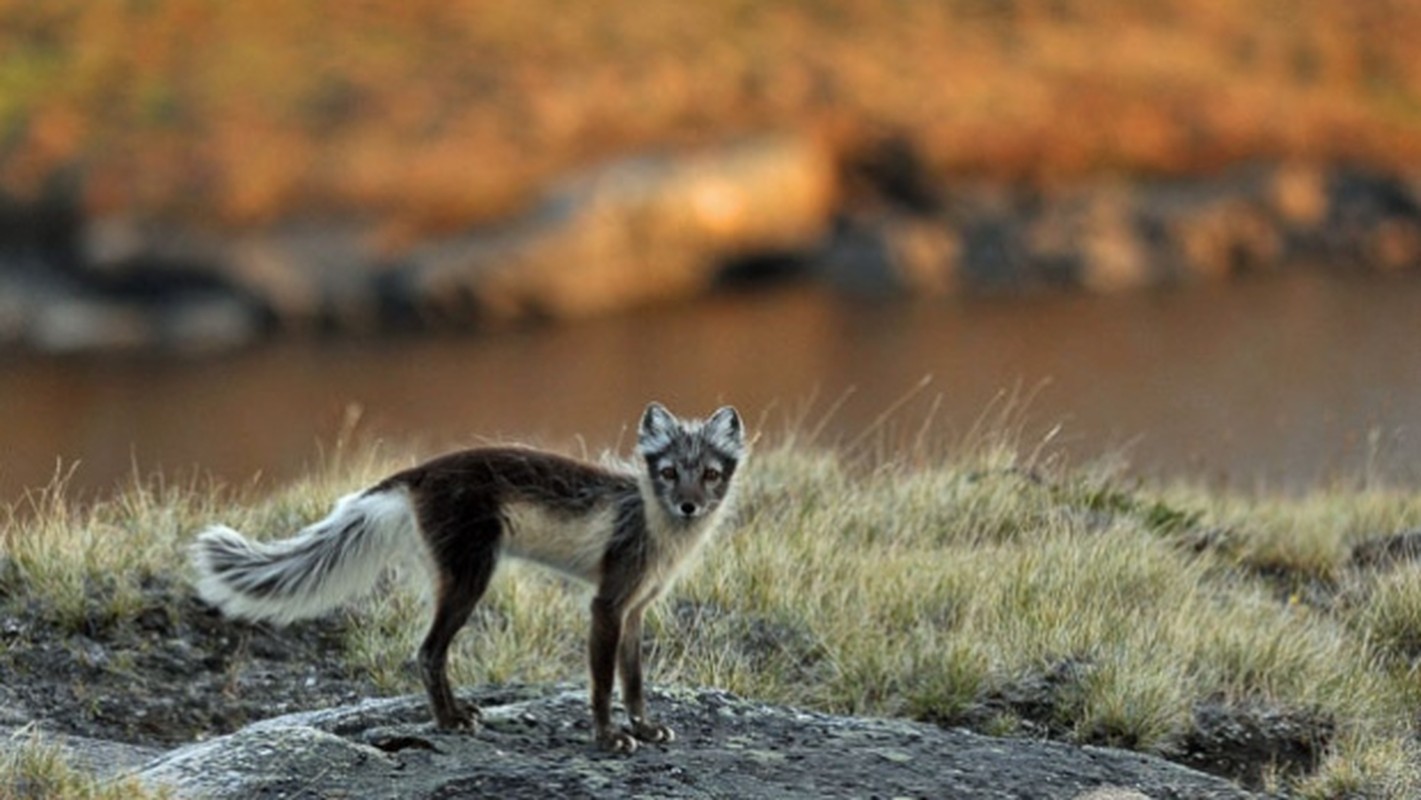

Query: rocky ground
[0,566,1346,798]
[134,686,1255,800]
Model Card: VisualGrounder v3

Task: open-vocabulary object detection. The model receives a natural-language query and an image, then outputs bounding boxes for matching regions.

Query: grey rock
[10,289,264,356]
[821,210,960,295]
[134,686,1254,799]
[0,685,29,726]
[82,217,383,330]
[27,296,158,354]
[155,292,265,355]
[13,136,833,353]
[826,160,1421,299]
[1028,183,1159,291]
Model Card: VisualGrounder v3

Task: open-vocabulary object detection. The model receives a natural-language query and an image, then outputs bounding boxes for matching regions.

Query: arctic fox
[190,402,747,754]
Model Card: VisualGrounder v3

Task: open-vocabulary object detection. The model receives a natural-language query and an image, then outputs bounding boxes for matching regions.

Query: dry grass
[0,430,399,634]
[5,417,1421,796]
[2,1,1420,233]
[0,730,167,800]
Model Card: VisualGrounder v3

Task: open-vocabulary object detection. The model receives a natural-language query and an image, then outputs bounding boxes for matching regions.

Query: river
[1,273,1417,503]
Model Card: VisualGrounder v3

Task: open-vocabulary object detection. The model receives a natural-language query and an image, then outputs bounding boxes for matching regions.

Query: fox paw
[435,703,482,733]
[631,720,675,744]
[597,728,640,755]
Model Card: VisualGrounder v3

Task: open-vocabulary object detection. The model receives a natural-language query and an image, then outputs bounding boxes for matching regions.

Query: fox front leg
[590,596,640,753]
[619,600,674,744]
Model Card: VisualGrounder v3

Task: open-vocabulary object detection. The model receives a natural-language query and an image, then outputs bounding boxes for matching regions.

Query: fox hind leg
[418,549,497,731]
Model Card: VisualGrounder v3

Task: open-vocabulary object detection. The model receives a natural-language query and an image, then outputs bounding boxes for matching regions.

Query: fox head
[636,402,746,522]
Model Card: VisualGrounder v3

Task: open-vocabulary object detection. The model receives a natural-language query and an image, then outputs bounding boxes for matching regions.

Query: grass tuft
[0,730,168,800]
[1296,731,1421,800]
[1349,565,1421,664]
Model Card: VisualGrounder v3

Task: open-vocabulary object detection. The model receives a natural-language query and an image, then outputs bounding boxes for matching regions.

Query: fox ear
[705,406,744,454]
[639,402,679,451]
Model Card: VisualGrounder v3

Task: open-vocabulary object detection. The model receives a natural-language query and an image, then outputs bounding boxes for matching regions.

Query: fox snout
[670,485,709,519]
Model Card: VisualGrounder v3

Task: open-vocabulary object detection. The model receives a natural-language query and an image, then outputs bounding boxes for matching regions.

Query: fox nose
[679,502,698,517]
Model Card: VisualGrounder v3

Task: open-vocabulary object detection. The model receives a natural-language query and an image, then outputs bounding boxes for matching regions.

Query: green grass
[5,422,1421,797]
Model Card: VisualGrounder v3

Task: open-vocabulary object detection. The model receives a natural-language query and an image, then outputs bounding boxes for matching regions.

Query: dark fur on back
[375,447,638,575]
[381,447,637,515]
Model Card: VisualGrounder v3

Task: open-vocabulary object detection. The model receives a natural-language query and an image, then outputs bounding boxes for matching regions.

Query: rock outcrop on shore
[1,135,1417,354]
[124,685,1254,800]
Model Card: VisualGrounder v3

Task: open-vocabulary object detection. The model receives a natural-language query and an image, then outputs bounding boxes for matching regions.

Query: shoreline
[2,143,1418,356]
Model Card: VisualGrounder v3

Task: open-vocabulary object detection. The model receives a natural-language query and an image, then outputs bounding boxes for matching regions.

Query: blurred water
[1,273,1418,503]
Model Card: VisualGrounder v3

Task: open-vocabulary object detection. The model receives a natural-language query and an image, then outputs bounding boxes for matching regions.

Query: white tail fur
[190,488,422,624]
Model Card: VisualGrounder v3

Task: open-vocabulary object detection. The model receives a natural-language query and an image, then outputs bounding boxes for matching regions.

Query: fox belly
[499,501,618,584]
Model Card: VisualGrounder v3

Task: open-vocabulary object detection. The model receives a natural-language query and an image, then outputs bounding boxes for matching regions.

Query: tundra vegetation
[3,406,1421,798]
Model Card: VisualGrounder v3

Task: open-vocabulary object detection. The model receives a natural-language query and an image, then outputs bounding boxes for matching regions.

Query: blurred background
[1,0,1419,501]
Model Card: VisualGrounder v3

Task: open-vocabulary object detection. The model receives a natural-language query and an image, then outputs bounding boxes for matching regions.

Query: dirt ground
[0,574,381,747]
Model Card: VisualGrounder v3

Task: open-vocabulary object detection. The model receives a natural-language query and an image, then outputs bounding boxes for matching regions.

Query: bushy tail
[190,487,420,624]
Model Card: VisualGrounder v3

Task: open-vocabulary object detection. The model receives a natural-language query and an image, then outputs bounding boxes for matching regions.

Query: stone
[1267,165,1328,228]
[819,211,960,295]
[400,135,836,322]
[133,686,1256,799]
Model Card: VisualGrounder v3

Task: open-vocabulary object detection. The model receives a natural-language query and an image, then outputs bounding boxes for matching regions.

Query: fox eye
[659,466,677,481]
[704,467,721,482]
